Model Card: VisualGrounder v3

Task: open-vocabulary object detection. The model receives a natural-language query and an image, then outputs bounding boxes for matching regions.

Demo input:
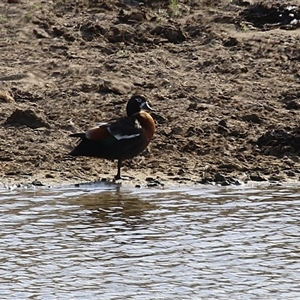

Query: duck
[69,95,155,180]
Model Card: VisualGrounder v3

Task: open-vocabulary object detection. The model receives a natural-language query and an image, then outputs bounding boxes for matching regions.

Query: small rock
[249,174,267,182]
[147,182,158,187]
[52,26,65,37]
[117,9,146,24]
[214,173,227,183]
[223,37,238,47]
[285,170,296,177]
[220,180,231,186]
[217,119,229,134]
[33,28,50,39]
[64,33,76,42]
[146,177,155,182]
[177,168,185,175]
[32,179,44,186]
[171,126,183,135]
[0,90,15,103]
[241,114,262,124]
[268,175,282,182]
[151,25,186,44]
[105,24,136,43]
[45,173,55,179]
[4,108,50,129]
[199,177,213,184]
[145,177,164,186]
[151,112,166,124]
[99,79,133,95]
[5,170,20,176]
[268,145,282,157]
[285,99,300,110]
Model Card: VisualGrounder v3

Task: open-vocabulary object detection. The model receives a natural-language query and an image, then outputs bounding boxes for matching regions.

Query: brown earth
[1,0,300,187]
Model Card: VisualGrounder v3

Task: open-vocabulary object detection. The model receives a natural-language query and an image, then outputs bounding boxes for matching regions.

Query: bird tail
[69,132,85,138]
[69,132,86,156]
[69,137,99,157]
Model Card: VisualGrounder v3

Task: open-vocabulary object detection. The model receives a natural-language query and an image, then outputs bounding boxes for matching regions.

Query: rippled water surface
[1,182,300,299]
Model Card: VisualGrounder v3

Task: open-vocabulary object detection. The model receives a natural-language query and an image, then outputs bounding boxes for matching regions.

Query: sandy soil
[0,0,300,187]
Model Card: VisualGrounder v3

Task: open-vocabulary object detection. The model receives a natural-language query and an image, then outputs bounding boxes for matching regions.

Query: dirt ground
[0,0,300,187]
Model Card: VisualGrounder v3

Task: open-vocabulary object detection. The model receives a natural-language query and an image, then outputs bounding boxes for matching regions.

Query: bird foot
[114,175,134,181]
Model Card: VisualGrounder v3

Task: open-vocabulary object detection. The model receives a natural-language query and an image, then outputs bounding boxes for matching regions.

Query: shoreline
[1,170,299,191]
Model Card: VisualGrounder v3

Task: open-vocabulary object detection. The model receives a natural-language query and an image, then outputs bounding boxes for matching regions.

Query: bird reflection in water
[72,188,157,229]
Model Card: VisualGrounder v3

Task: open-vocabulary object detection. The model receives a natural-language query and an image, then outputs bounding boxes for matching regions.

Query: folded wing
[76,116,142,142]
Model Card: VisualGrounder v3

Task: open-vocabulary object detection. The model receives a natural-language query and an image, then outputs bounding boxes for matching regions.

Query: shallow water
[0,182,300,299]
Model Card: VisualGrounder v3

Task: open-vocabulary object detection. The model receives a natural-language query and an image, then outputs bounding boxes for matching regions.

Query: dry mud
[0,0,300,187]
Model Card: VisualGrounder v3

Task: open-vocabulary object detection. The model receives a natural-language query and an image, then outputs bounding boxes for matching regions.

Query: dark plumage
[69,95,155,180]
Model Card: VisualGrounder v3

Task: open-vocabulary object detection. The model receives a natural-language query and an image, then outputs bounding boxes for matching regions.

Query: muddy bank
[0,0,300,187]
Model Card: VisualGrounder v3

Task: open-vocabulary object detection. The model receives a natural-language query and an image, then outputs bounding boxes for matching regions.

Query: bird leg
[114,159,122,180]
[114,159,134,180]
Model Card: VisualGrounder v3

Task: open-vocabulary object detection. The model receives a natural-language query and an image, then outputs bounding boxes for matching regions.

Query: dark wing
[106,116,142,141]
[70,117,142,142]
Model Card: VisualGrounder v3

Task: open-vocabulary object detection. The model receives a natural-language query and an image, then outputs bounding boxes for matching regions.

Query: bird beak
[141,101,153,111]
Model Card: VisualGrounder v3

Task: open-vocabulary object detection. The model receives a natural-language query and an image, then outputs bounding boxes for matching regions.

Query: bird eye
[135,98,142,103]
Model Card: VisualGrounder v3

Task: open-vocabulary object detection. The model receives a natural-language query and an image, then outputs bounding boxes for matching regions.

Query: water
[0,182,300,299]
